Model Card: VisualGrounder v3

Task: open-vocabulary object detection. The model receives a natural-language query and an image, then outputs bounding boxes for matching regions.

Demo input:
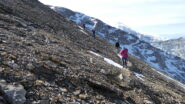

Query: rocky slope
[152,37,185,60]
[52,6,185,84]
[0,0,185,104]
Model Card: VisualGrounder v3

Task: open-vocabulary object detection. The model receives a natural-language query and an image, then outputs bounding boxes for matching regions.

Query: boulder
[0,80,26,104]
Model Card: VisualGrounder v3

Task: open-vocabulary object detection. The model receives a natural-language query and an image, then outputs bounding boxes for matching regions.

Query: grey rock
[0,57,3,64]
[68,102,80,104]
[79,94,88,99]
[0,67,4,72]
[60,88,68,92]
[7,60,20,69]
[0,96,7,104]
[73,90,81,95]
[26,63,35,70]
[0,80,26,104]
[39,100,50,104]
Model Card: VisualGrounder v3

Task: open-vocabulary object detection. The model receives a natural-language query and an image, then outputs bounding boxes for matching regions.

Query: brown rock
[0,52,7,56]
[35,80,44,86]
[79,94,88,99]
[49,55,61,63]
[9,54,16,60]
[73,90,81,95]
[60,88,68,92]
[26,63,35,70]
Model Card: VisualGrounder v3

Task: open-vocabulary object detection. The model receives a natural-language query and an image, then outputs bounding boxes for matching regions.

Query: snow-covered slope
[152,37,185,60]
[116,23,168,43]
[51,6,185,84]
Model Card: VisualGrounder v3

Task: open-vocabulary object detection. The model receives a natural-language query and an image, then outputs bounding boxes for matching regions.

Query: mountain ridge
[152,37,185,60]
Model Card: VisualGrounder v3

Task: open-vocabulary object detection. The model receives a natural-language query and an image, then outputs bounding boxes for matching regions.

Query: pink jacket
[119,49,128,58]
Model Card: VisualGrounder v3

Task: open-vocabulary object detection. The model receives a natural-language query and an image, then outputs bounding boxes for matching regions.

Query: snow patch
[104,58,123,69]
[89,51,123,69]
[109,28,116,33]
[109,40,115,44]
[78,26,83,30]
[147,56,156,62]
[86,24,94,30]
[146,50,154,55]
[89,51,102,57]
[91,18,98,29]
[134,72,145,81]
[80,30,88,35]
[50,6,55,10]
[98,32,105,38]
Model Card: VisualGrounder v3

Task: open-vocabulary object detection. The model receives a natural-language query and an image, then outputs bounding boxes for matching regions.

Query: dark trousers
[122,57,128,67]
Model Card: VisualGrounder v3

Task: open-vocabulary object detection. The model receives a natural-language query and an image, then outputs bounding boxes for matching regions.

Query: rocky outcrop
[0,80,26,104]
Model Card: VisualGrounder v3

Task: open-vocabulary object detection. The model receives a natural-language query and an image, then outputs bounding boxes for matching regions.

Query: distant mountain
[152,37,185,60]
[53,6,167,43]
[51,6,185,84]
[116,22,169,43]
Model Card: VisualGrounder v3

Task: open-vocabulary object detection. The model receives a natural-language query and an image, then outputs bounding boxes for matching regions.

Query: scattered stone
[0,58,2,64]
[90,58,93,63]
[0,97,7,104]
[0,80,26,104]
[26,63,35,70]
[76,99,81,102]
[0,67,4,72]
[34,80,45,86]
[79,94,88,99]
[144,99,154,104]
[49,55,61,64]
[85,69,92,73]
[9,54,17,60]
[39,100,50,104]
[100,69,106,74]
[118,73,123,80]
[68,102,80,104]
[40,53,49,59]
[96,100,101,104]
[25,73,35,81]
[73,90,81,96]
[6,60,20,69]
[0,52,6,56]
[60,88,68,92]
[96,95,104,100]
[44,60,57,68]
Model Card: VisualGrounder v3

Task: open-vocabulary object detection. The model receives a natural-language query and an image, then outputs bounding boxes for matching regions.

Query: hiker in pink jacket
[119,48,128,67]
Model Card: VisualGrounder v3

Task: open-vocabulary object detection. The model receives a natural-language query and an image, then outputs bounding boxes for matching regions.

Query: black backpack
[115,42,120,48]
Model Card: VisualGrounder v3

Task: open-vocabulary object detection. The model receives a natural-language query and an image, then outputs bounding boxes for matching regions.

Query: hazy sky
[39,0,185,39]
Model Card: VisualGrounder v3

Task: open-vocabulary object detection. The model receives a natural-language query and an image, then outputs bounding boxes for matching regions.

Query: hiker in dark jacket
[82,24,86,29]
[92,29,96,38]
[115,41,120,53]
[115,41,120,49]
